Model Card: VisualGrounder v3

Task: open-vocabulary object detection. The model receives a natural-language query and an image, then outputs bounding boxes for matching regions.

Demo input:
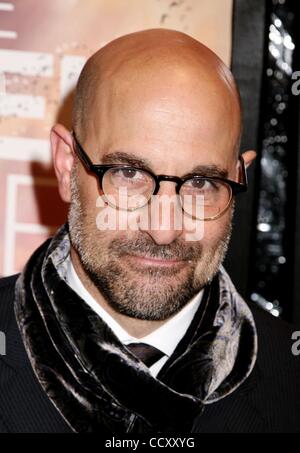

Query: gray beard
[68,170,232,320]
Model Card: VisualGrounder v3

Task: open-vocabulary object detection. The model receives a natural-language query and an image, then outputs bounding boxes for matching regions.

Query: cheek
[182,209,232,246]
[93,199,138,244]
[79,174,101,217]
[204,209,233,244]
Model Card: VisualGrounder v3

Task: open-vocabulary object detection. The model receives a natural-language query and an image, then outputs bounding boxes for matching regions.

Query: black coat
[0,274,300,433]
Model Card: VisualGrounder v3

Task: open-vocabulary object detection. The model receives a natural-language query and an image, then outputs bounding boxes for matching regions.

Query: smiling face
[54,29,250,321]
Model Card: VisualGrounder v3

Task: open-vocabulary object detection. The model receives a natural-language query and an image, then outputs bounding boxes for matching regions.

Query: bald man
[0,29,299,434]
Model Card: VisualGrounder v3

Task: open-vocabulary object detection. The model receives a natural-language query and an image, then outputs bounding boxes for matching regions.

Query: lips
[124,254,187,267]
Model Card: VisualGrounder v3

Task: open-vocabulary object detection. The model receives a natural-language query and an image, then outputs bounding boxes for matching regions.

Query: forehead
[85,64,240,173]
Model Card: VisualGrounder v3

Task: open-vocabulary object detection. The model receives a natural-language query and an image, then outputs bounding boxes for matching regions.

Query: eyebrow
[101,152,153,171]
[101,151,228,178]
[188,164,228,179]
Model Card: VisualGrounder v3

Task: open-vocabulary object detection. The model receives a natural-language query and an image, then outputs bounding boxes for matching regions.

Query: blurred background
[0,0,300,324]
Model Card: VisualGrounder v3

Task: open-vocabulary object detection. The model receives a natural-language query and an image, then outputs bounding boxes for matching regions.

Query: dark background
[227,0,300,324]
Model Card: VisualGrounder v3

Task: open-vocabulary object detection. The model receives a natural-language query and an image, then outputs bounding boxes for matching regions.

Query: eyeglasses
[72,131,248,220]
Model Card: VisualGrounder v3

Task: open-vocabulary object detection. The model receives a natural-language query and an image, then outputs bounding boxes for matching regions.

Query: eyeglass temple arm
[238,154,248,188]
[71,131,94,170]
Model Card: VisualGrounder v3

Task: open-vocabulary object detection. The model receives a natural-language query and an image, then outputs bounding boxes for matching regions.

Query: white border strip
[0,93,45,119]
[3,174,58,275]
[0,136,51,162]
[4,174,17,275]
[0,3,14,11]
[0,49,53,76]
[0,30,17,39]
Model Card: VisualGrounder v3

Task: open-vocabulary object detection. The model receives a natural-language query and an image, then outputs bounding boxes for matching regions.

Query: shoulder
[197,300,300,432]
[0,274,20,331]
[248,301,300,368]
[245,301,300,428]
[0,274,19,289]
[249,301,299,354]
[0,273,72,433]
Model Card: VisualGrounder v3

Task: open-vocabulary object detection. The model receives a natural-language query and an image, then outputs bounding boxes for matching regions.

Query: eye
[122,168,137,178]
[189,179,206,189]
[111,167,145,181]
[182,178,220,193]
[106,166,154,193]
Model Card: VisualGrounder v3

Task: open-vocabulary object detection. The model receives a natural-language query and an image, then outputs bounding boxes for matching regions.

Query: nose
[139,181,184,245]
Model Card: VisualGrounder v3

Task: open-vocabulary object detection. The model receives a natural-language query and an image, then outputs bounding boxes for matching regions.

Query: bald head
[72,28,241,152]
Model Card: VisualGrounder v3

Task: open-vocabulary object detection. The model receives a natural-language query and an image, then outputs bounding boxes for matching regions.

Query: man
[0,29,299,433]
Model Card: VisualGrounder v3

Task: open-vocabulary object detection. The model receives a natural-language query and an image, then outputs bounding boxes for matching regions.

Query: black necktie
[126,342,165,367]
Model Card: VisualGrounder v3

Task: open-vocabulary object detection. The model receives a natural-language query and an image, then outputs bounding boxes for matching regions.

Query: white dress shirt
[66,256,203,377]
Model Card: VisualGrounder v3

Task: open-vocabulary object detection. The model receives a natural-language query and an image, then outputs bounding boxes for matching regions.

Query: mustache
[109,235,202,261]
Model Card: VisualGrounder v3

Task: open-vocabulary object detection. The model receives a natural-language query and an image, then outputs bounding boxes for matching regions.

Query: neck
[70,247,166,338]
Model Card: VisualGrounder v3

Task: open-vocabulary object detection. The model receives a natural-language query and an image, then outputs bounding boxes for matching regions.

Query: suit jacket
[0,273,300,433]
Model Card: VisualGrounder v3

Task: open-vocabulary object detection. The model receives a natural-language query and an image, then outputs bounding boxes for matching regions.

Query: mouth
[124,253,188,268]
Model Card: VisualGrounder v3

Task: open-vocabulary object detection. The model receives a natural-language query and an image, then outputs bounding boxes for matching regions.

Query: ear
[51,124,74,203]
[241,150,257,169]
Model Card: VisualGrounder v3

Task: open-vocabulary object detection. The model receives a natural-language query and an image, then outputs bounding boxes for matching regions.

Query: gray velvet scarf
[14,224,257,433]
